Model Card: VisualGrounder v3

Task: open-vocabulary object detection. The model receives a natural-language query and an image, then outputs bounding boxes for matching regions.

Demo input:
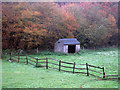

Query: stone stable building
[54,38,80,53]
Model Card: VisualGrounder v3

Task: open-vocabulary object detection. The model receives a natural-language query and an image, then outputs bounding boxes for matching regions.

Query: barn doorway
[68,45,76,53]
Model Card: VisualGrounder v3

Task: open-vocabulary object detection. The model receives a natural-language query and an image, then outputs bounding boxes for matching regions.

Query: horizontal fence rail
[88,69,103,74]
[60,69,73,73]
[61,61,73,64]
[75,67,86,70]
[103,75,120,77]
[38,61,46,63]
[74,72,87,74]
[38,58,46,60]
[102,75,120,80]
[28,56,37,59]
[75,64,86,65]
[47,58,60,61]
[48,66,59,70]
[61,65,73,68]
[9,53,118,79]
[28,62,34,65]
[48,62,59,66]
[29,59,36,63]
[88,64,103,69]
[89,73,102,78]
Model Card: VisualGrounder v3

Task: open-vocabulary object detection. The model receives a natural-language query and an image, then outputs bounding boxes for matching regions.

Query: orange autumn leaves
[2,2,118,49]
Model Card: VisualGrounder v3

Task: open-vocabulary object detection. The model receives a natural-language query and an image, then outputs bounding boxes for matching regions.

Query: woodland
[2,2,118,50]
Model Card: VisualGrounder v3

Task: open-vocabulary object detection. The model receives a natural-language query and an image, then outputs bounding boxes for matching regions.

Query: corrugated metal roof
[59,38,80,45]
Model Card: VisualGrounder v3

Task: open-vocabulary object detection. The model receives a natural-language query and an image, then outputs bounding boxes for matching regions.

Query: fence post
[86,63,89,76]
[36,58,38,67]
[18,54,20,63]
[10,52,12,60]
[73,62,75,73]
[26,55,28,64]
[103,67,105,78]
[46,58,48,69]
[59,60,61,71]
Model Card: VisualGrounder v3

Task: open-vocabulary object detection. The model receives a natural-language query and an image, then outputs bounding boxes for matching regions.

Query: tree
[2,2,118,50]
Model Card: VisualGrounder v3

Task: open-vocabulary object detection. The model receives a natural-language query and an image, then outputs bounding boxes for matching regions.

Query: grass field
[2,47,120,88]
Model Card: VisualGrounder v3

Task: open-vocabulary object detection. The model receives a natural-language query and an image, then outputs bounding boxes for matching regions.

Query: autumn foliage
[2,2,118,50]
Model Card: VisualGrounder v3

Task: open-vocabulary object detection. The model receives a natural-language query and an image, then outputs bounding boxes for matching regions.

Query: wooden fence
[9,53,120,79]
[103,75,120,80]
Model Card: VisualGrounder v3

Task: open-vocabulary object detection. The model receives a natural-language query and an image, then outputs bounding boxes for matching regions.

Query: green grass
[2,47,119,88]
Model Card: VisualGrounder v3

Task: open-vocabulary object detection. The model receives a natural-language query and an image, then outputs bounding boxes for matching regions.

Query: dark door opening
[68,45,76,53]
